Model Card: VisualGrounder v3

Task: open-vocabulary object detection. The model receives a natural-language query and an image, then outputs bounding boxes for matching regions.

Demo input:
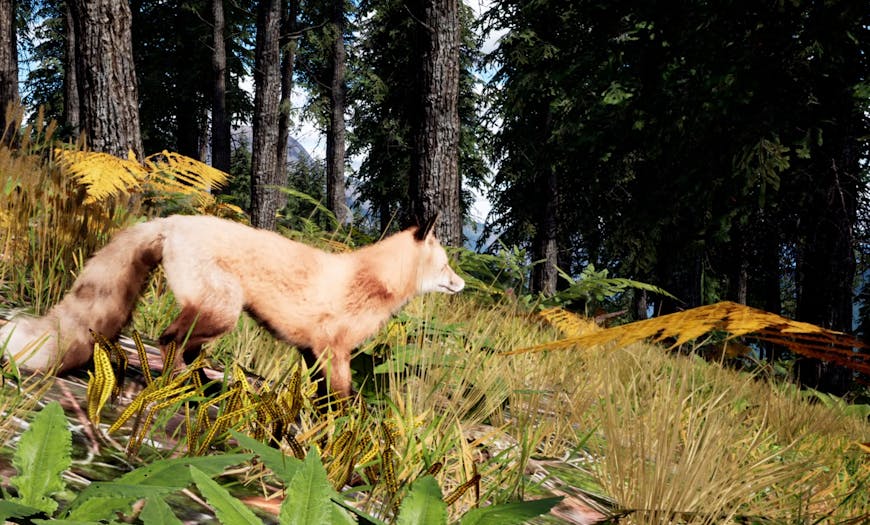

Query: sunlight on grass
[2,128,868,523]
[142,280,870,523]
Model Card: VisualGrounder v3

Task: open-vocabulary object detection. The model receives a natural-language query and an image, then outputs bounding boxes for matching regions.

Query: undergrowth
[0,124,868,523]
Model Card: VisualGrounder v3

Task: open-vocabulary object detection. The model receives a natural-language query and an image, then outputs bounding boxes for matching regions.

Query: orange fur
[0,215,465,396]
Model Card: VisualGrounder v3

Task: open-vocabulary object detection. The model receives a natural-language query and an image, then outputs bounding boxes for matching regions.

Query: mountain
[231,125,315,167]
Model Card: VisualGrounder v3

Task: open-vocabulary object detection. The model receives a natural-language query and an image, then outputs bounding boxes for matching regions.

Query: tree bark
[794,148,857,395]
[175,7,202,161]
[68,0,143,159]
[63,3,80,134]
[277,0,298,185]
[210,0,230,174]
[325,0,348,226]
[531,165,559,295]
[249,0,283,230]
[409,0,461,246]
[0,0,18,138]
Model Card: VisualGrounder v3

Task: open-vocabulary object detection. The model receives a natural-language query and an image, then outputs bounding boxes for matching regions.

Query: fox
[0,214,465,397]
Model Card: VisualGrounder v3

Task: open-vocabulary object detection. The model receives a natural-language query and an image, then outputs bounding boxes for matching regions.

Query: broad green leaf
[64,485,174,521]
[117,453,253,487]
[459,497,563,525]
[32,519,99,525]
[332,497,385,525]
[0,500,41,521]
[139,497,183,525]
[10,401,71,514]
[279,447,334,525]
[66,454,251,517]
[396,476,447,525]
[231,430,302,483]
[331,503,358,525]
[190,466,261,525]
[190,467,263,525]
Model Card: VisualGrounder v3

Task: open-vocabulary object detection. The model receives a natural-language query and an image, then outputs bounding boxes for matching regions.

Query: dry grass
[1,124,867,522]
[0,110,139,314]
[174,285,870,523]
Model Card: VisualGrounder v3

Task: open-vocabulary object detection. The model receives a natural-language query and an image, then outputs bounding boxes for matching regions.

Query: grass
[133,287,869,523]
[0,128,868,523]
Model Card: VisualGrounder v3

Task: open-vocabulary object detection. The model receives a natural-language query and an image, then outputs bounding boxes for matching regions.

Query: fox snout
[421,261,466,295]
[441,267,465,294]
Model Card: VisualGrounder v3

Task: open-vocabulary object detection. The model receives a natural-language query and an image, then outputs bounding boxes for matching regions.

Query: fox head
[414,216,465,295]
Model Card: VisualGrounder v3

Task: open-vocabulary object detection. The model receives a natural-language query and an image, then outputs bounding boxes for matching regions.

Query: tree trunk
[531,166,559,295]
[277,0,298,185]
[794,152,857,395]
[210,0,230,174]
[409,0,461,246]
[249,0,283,230]
[792,4,862,395]
[175,6,202,160]
[68,0,143,159]
[63,3,80,134]
[0,0,18,138]
[325,0,348,226]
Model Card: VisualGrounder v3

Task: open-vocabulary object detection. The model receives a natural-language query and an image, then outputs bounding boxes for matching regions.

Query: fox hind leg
[159,303,240,371]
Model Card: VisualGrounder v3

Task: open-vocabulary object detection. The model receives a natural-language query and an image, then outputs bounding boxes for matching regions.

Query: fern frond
[55,149,229,207]
[539,308,602,338]
[144,150,228,192]
[511,301,870,375]
[56,149,146,203]
[86,342,116,426]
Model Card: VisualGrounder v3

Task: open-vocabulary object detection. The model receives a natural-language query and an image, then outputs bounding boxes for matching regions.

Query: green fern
[550,263,675,311]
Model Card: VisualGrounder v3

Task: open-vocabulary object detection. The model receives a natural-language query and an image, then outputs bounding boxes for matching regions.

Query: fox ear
[414,212,440,241]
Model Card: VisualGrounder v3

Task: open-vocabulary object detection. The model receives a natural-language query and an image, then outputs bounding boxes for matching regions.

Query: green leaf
[231,430,302,483]
[64,494,156,522]
[332,498,384,525]
[116,453,253,487]
[10,401,71,514]
[64,485,173,521]
[190,466,261,525]
[396,476,447,525]
[331,503,359,525]
[32,519,100,525]
[139,497,183,525]
[279,447,334,525]
[0,500,42,521]
[65,454,252,518]
[459,497,563,525]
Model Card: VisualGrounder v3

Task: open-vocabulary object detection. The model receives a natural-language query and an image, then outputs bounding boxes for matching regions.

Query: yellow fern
[510,301,870,375]
[56,149,146,202]
[539,307,602,338]
[55,148,228,207]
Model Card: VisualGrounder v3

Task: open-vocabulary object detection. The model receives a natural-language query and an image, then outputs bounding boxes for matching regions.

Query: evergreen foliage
[349,0,488,233]
[483,0,868,322]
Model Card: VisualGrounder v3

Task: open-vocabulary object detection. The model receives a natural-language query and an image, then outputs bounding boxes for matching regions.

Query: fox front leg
[300,346,353,403]
[326,349,352,400]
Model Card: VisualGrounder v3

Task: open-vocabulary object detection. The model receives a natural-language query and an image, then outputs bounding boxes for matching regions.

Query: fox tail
[1,219,166,372]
